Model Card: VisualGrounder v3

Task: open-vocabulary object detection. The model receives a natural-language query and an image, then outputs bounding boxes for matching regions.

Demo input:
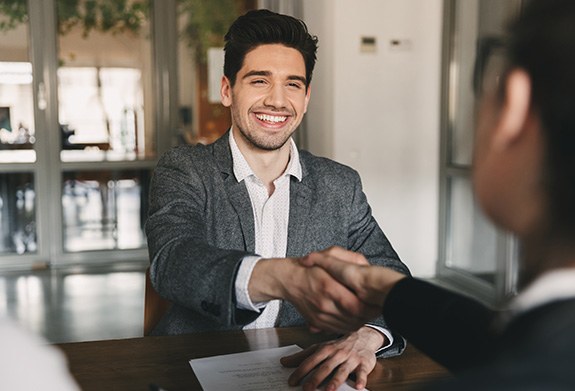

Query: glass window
[0,173,36,255]
[56,1,153,161]
[447,176,498,283]
[62,169,150,252]
[0,3,36,163]
[439,0,522,303]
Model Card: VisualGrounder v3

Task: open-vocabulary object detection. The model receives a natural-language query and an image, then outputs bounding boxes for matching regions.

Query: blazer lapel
[286,177,313,257]
[213,133,256,253]
[226,182,255,253]
[279,163,314,326]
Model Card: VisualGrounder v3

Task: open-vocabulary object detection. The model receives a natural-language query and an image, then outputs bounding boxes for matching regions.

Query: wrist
[358,326,386,352]
[365,269,407,305]
[248,258,294,302]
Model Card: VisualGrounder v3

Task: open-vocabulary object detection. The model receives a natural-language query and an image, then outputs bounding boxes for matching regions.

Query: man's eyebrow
[287,75,307,84]
[242,70,271,79]
[242,70,306,85]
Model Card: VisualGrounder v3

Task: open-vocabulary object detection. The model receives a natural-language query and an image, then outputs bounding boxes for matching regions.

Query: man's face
[221,44,311,151]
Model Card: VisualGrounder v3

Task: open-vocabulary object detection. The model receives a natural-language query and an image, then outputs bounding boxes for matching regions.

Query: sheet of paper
[189,345,368,391]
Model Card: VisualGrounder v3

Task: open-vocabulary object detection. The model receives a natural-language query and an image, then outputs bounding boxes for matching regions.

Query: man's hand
[280,326,383,391]
[249,257,378,333]
[300,246,407,308]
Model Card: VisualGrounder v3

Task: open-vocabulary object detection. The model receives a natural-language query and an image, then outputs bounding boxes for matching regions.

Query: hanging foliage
[0,0,27,31]
[177,0,240,62]
[0,0,149,37]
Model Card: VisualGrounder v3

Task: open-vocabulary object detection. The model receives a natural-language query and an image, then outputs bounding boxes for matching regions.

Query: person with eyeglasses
[283,0,575,389]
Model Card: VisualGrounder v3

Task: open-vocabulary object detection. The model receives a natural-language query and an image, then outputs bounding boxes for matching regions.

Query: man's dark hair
[506,0,575,237]
[223,9,318,88]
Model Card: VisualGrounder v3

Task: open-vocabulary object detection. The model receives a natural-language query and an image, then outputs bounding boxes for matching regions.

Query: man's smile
[255,113,288,123]
[253,112,290,127]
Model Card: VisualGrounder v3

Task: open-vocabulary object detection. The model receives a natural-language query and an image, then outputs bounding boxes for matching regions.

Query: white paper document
[189,345,368,391]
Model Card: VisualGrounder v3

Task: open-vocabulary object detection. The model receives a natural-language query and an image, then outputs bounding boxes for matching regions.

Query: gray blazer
[145,132,410,356]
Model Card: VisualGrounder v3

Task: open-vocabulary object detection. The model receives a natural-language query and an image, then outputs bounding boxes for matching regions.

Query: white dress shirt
[230,130,301,329]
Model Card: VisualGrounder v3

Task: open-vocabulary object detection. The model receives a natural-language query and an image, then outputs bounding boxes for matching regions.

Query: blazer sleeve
[384,278,497,372]
[145,146,258,329]
[346,170,411,357]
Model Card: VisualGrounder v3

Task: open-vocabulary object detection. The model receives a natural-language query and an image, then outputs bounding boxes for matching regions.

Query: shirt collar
[229,129,302,183]
[509,268,575,315]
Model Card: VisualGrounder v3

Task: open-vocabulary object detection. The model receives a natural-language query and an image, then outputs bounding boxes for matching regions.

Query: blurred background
[0,0,522,343]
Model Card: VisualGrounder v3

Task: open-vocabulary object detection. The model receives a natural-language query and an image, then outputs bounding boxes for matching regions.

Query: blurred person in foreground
[1,317,79,390]
[282,0,575,389]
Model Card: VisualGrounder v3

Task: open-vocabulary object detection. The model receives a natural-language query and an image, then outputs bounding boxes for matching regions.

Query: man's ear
[221,76,232,107]
[493,69,532,150]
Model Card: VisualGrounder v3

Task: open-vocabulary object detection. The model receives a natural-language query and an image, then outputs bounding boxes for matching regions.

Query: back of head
[507,0,575,239]
[223,9,318,87]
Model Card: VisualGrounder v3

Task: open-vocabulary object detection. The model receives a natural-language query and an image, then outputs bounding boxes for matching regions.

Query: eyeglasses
[472,36,508,98]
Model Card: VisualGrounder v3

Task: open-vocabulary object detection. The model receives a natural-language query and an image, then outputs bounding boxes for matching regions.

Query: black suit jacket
[385,278,575,389]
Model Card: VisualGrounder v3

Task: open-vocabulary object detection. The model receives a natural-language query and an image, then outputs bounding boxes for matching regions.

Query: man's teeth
[256,114,287,123]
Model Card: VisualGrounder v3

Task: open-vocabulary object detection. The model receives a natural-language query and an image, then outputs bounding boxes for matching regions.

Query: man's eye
[288,82,303,89]
[251,79,266,85]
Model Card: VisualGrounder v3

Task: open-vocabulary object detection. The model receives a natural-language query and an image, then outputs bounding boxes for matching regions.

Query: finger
[329,289,372,321]
[287,346,333,387]
[318,262,386,309]
[298,254,315,267]
[314,265,368,313]
[324,362,356,391]
[300,247,368,269]
[306,268,367,318]
[350,364,370,390]
[306,253,362,289]
[305,285,380,332]
[294,299,362,334]
[308,325,321,333]
[302,357,344,391]
[280,345,318,368]
[324,246,370,265]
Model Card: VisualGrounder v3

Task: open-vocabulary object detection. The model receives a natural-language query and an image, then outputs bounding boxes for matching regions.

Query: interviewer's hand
[300,246,407,308]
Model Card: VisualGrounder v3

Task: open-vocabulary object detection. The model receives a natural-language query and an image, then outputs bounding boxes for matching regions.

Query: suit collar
[509,268,575,316]
[212,130,234,178]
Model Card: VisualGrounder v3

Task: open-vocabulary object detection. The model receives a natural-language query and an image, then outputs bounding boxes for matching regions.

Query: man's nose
[263,84,287,108]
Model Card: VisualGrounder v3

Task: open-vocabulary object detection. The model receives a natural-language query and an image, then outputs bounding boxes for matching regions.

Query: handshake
[282,246,407,334]
[250,247,410,391]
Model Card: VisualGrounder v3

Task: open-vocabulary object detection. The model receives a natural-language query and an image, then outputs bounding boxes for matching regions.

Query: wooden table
[58,327,449,391]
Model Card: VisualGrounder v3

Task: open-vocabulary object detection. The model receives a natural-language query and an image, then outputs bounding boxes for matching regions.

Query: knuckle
[316,299,332,314]
[333,350,352,363]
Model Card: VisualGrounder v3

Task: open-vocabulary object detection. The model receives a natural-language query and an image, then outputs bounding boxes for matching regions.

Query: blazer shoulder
[159,143,212,160]
[156,143,219,170]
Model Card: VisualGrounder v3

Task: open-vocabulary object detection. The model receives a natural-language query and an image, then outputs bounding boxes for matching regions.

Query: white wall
[303,0,442,277]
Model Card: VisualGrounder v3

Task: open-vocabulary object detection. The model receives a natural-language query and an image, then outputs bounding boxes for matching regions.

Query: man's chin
[243,132,293,151]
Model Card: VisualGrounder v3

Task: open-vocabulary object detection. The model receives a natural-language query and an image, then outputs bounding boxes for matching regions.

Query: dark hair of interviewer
[507,0,575,238]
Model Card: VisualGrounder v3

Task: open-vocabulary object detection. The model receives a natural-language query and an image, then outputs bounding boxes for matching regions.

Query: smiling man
[145,9,410,390]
